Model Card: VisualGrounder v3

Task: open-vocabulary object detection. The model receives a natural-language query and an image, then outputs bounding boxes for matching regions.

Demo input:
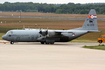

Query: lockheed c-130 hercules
[2,9,100,44]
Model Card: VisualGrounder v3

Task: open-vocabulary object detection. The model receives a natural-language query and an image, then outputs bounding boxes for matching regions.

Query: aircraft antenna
[23,25,25,30]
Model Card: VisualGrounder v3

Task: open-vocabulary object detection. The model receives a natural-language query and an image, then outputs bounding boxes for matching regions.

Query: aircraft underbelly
[58,37,69,42]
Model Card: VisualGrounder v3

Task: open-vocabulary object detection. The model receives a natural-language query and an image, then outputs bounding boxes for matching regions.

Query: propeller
[39,28,42,34]
[39,27,49,37]
[37,27,50,41]
[46,27,49,37]
[45,27,48,35]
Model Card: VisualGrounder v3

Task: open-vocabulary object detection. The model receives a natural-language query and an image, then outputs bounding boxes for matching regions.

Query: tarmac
[0,41,105,70]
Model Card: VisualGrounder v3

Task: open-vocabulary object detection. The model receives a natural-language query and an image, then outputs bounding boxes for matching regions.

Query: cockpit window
[6,31,13,34]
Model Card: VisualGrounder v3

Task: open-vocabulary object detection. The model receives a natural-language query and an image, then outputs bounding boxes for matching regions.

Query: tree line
[0,2,105,14]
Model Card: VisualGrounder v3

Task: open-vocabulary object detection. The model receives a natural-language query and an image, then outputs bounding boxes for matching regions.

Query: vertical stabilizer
[82,9,98,31]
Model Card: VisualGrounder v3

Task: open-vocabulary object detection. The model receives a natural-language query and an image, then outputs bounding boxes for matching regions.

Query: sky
[0,0,105,4]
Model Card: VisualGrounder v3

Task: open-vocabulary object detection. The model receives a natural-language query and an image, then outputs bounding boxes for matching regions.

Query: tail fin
[82,9,99,32]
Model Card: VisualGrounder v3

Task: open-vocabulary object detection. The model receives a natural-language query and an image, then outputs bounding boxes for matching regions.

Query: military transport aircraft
[2,9,100,44]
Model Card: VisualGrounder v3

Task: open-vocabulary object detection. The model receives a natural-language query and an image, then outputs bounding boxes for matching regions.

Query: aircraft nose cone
[2,35,7,40]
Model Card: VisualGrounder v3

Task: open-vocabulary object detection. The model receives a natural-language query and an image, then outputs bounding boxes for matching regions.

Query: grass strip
[71,39,97,43]
[83,44,105,50]
[0,33,5,40]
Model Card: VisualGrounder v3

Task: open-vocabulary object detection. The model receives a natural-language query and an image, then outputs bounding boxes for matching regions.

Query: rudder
[82,9,98,31]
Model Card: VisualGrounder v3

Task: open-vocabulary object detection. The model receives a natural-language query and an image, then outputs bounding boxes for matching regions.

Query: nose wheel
[10,41,14,44]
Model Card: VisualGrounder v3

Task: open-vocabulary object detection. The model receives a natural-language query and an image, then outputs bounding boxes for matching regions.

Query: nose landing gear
[10,41,14,44]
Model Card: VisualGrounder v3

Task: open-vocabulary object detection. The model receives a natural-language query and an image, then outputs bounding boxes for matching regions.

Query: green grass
[0,33,5,40]
[70,39,97,43]
[83,44,105,50]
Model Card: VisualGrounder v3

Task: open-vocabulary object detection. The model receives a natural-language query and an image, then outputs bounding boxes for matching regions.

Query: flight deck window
[7,31,13,34]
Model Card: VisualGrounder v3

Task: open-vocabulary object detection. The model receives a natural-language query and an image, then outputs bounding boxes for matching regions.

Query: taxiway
[0,42,105,70]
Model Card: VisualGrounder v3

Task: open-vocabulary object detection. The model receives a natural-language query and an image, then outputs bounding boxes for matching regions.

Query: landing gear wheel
[10,41,14,44]
[41,42,44,44]
[50,42,54,44]
[46,42,49,44]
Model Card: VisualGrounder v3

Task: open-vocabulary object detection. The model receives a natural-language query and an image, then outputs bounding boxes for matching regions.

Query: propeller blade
[39,28,42,34]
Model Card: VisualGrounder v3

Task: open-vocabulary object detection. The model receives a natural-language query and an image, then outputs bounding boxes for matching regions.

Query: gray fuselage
[2,29,87,42]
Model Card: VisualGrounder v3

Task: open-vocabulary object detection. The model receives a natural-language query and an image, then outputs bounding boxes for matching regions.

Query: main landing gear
[41,42,54,44]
